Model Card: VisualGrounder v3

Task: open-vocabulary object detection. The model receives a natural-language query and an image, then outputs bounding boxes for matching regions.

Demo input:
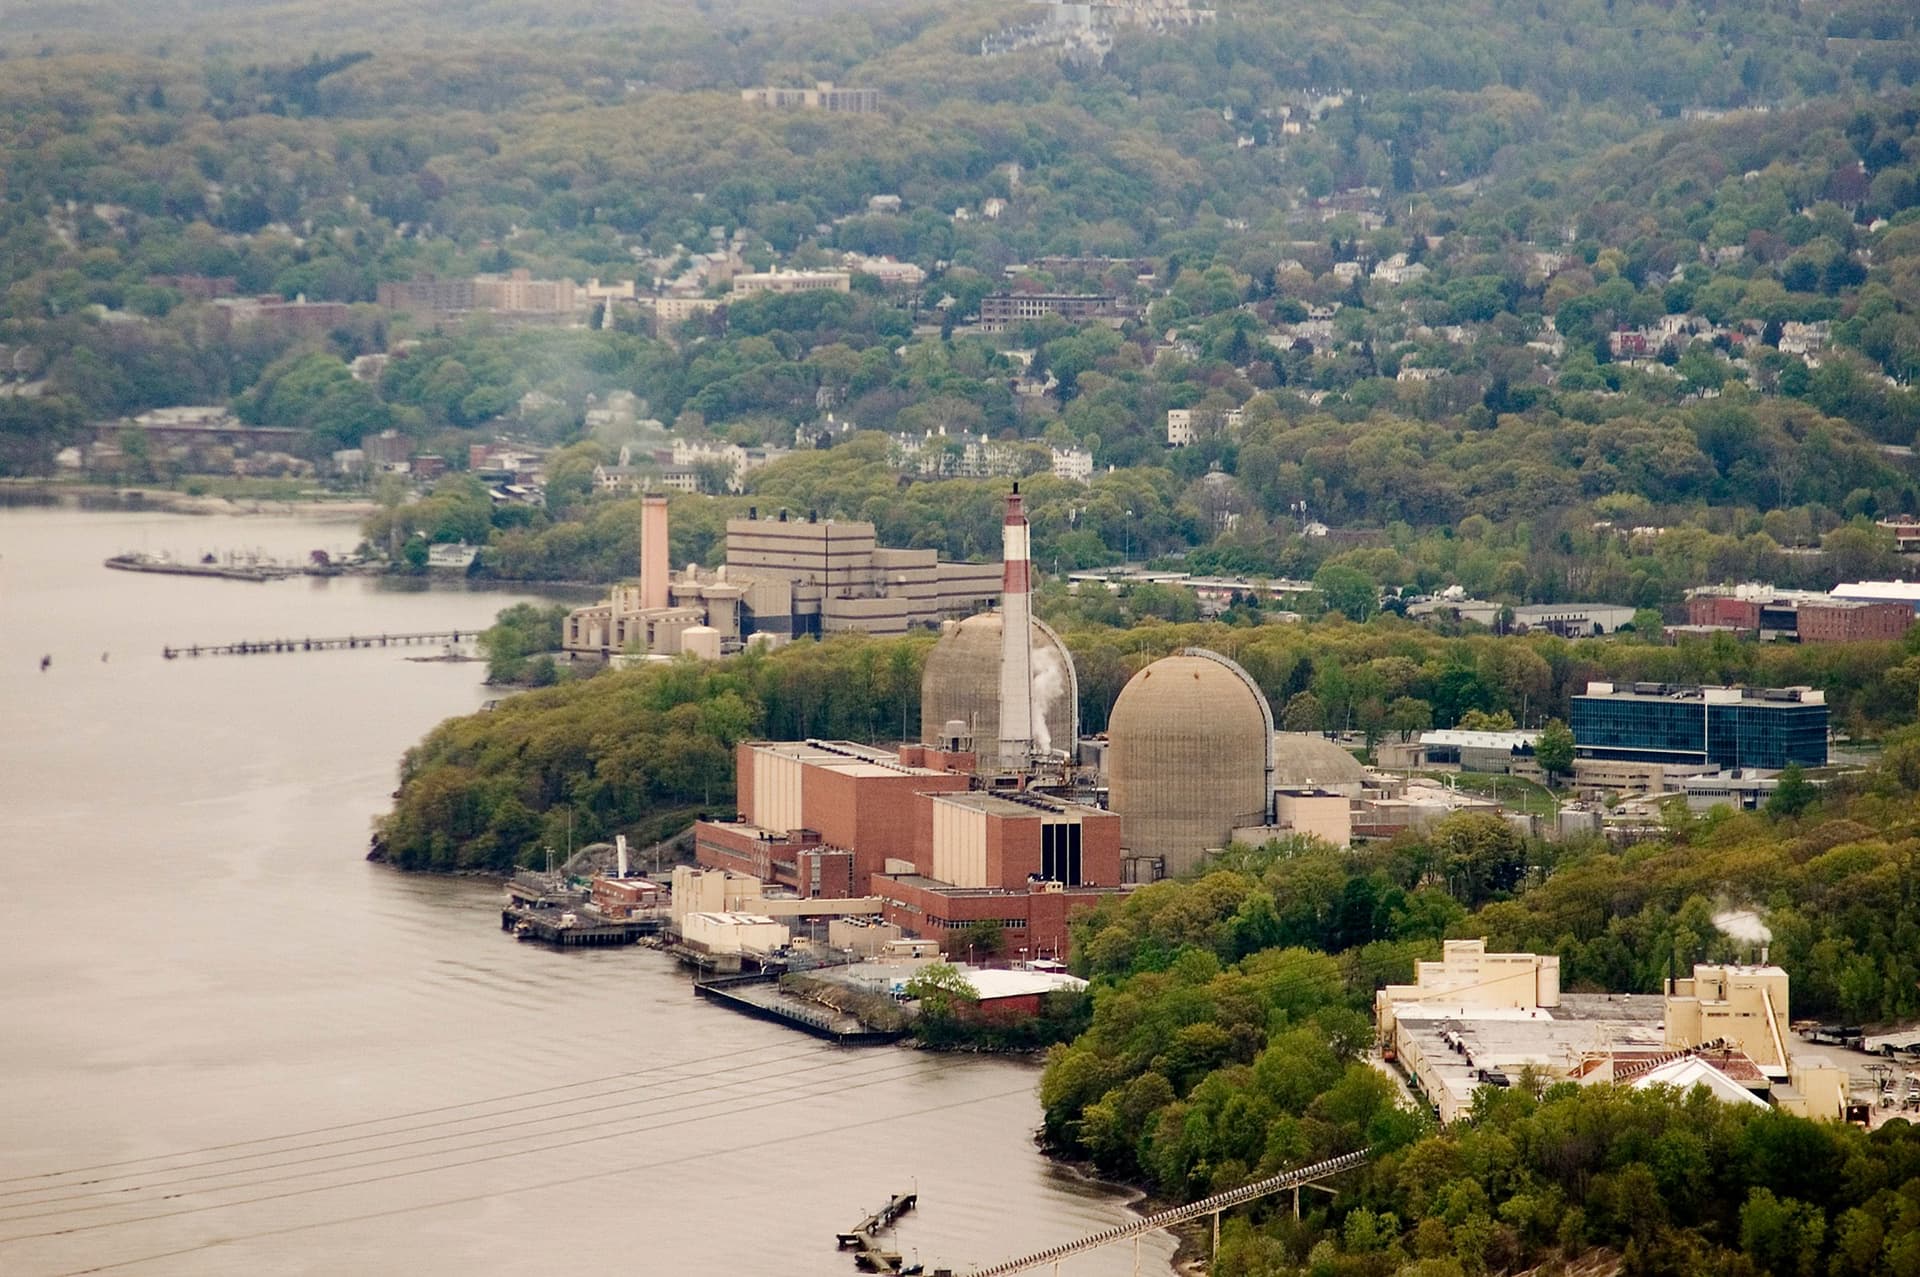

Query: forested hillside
[5,0,1920,598]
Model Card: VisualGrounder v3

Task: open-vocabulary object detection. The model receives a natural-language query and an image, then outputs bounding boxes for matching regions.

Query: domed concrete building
[1271,732,1370,796]
[1107,648,1274,877]
[920,613,1079,756]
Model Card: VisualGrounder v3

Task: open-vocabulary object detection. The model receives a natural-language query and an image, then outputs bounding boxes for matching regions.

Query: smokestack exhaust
[998,485,1034,771]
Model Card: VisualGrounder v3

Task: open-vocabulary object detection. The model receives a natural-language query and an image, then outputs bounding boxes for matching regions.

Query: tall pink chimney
[997,484,1034,770]
[641,493,670,611]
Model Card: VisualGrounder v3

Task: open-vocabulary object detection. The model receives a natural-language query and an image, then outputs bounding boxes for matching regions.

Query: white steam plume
[1712,908,1772,945]
[1031,640,1067,756]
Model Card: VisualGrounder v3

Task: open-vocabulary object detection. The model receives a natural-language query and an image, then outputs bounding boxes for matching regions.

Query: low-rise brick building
[1686,584,1914,642]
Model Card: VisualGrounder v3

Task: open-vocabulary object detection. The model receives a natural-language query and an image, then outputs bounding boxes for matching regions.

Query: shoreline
[364,851,1180,1269]
[0,481,378,519]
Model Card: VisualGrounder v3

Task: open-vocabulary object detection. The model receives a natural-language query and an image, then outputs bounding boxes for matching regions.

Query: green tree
[1386,696,1433,741]
[904,962,979,1019]
[1314,563,1380,622]
[478,603,569,683]
[1282,691,1327,733]
[956,919,1005,961]
[1430,812,1528,905]
[1766,762,1816,818]
[1535,719,1575,783]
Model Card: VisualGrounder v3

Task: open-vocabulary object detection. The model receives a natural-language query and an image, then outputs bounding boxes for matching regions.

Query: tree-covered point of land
[375,630,928,871]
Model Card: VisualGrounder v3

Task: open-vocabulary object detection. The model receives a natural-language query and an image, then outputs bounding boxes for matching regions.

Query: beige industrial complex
[564,498,1002,657]
[1377,940,1851,1124]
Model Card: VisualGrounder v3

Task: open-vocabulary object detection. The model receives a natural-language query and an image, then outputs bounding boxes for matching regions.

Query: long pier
[162,630,473,659]
[839,1191,918,1248]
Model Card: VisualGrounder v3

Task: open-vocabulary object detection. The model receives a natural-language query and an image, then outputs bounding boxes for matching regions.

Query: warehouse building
[1412,728,1542,777]
[1510,603,1636,636]
[1830,580,1920,613]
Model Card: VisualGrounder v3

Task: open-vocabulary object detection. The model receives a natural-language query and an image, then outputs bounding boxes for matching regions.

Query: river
[0,504,1175,1277]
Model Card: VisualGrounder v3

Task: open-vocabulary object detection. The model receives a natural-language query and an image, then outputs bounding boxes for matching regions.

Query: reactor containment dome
[920,612,1079,756]
[1107,648,1275,877]
[1272,732,1370,795]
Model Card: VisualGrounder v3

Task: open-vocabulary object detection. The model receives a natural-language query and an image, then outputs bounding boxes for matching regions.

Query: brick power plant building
[694,488,1126,960]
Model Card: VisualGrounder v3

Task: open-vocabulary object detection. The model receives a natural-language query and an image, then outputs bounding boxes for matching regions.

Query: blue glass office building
[1569,683,1828,770]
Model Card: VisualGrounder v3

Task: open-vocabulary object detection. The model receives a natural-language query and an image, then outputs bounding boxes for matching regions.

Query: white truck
[1862,1025,1920,1057]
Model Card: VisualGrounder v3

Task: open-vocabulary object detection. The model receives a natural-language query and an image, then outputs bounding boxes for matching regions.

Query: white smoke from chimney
[1712,908,1771,945]
[1031,641,1067,756]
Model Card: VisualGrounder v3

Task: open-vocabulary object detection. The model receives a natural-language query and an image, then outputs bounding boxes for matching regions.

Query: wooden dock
[163,630,473,659]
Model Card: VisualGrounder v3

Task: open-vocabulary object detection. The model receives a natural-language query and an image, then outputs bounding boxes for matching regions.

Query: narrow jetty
[106,552,293,582]
[162,630,472,659]
[838,1192,919,1264]
[837,1192,917,1247]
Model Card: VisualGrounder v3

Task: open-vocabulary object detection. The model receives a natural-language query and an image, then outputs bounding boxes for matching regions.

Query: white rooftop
[1421,729,1540,751]
[955,966,1089,1001]
[1629,1056,1767,1107]
[1833,580,1920,601]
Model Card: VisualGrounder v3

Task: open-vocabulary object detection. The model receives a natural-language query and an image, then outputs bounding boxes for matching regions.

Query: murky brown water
[0,506,1174,1277]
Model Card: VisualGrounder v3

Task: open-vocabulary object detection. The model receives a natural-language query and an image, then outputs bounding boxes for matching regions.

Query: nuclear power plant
[690,484,1368,960]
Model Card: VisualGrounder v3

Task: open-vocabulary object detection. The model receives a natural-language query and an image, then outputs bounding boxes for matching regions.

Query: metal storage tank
[1108,648,1274,877]
[919,613,1079,755]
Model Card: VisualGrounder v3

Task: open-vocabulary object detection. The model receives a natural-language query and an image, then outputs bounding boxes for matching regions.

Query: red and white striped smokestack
[998,483,1034,770]
[640,493,670,611]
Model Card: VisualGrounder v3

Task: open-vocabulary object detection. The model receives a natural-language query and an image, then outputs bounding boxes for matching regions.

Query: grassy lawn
[1411,769,1564,817]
